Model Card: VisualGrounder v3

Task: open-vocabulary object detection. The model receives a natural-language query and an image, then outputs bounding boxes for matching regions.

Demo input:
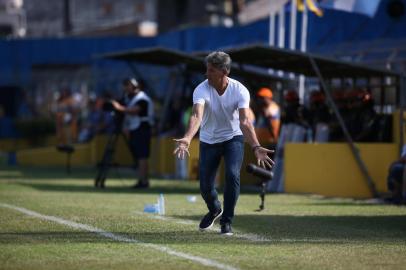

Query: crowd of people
[53,88,116,145]
[0,79,386,147]
[248,86,386,145]
[0,86,119,145]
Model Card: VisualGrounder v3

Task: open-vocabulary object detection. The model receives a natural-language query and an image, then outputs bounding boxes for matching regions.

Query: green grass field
[1,166,406,270]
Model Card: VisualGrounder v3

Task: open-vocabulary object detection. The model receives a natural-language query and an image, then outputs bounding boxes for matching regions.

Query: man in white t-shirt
[174,51,274,235]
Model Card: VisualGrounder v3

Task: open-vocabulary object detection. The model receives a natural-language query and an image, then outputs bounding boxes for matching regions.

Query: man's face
[123,83,135,94]
[206,63,225,86]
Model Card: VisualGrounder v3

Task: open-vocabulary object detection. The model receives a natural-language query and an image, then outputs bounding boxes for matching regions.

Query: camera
[102,99,125,133]
[102,100,116,112]
[246,164,273,179]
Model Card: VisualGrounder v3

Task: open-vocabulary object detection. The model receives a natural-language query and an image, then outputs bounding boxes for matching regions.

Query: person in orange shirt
[256,87,281,143]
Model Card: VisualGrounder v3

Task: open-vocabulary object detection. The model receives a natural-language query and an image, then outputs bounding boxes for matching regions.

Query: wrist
[182,136,192,145]
[252,145,261,152]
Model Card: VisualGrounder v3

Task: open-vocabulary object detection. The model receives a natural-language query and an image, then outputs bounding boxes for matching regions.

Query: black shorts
[129,124,151,160]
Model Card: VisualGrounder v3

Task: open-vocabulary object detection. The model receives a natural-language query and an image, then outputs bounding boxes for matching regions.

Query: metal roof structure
[100,47,204,70]
[225,44,400,78]
[99,46,291,84]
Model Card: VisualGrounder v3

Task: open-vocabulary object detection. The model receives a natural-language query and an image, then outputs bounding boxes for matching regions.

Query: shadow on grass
[0,230,260,245]
[1,165,265,195]
[2,214,406,245]
[14,181,201,195]
[0,165,202,194]
[0,165,170,181]
[0,165,97,180]
[176,214,406,243]
[13,180,264,196]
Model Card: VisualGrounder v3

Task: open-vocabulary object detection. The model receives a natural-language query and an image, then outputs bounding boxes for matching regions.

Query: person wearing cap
[348,88,378,142]
[173,51,274,235]
[282,89,309,126]
[387,145,406,204]
[111,78,154,188]
[256,87,281,143]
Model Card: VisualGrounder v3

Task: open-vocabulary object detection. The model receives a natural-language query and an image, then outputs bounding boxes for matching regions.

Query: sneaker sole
[199,209,223,231]
[221,232,233,236]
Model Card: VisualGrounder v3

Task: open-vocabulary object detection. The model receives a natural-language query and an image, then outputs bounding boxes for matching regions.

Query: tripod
[94,106,132,188]
[94,130,131,188]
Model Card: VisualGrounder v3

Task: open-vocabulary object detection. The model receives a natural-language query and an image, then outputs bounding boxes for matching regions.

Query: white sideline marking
[0,203,239,270]
[135,212,344,243]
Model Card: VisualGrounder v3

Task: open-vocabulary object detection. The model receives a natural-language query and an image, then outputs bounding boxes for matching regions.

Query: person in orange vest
[256,87,281,143]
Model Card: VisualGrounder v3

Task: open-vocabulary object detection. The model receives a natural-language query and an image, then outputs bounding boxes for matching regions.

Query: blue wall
[0,36,155,86]
[0,0,405,87]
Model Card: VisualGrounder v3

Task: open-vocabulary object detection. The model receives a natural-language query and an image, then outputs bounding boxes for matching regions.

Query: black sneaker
[220,223,233,236]
[199,209,223,231]
[132,181,149,189]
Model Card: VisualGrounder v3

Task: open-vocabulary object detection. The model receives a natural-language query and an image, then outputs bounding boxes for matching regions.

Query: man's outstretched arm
[173,103,204,159]
[239,108,274,169]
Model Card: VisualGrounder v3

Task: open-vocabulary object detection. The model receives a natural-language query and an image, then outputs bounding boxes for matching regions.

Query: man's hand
[110,100,123,111]
[254,146,274,169]
[173,138,191,159]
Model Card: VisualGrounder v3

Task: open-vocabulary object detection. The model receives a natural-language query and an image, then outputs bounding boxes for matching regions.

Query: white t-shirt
[123,91,154,131]
[193,77,250,144]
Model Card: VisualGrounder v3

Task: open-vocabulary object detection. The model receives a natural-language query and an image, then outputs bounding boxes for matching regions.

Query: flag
[297,0,324,17]
[319,0,382,17]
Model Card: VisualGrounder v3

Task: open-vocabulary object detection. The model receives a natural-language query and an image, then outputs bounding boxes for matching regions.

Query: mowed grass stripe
[0,203,239,270]
[133,211,354,243]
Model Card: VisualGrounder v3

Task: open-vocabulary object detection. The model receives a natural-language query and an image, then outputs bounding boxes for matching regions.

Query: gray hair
[205,51,231,73]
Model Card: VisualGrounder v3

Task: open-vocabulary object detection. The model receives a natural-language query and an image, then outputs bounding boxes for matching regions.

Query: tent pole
[400,74,406,155]
[308,56,379,198]
[298,2,307,101]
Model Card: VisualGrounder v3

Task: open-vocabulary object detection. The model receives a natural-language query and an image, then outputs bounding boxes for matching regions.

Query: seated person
[255,87,280,143]
[347,88,378,142]
[387,146,406,204]
[308,91,331,142]
[78,98,105,143]
[281,90,309,127]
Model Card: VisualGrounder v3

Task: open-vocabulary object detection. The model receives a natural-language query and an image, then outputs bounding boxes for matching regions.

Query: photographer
[111,78,154,189]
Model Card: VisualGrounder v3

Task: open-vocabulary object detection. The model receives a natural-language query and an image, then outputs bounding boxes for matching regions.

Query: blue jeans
[199,135,244,225]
